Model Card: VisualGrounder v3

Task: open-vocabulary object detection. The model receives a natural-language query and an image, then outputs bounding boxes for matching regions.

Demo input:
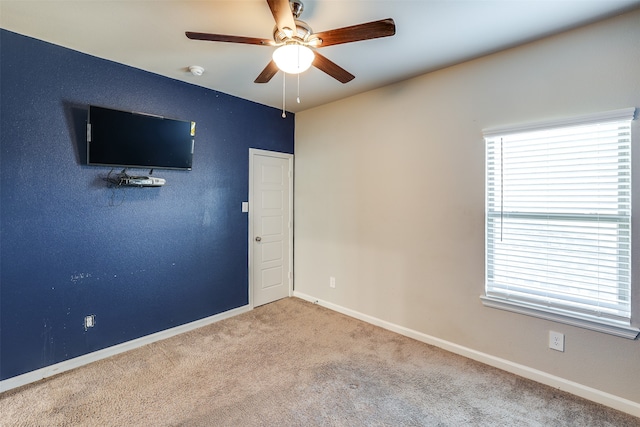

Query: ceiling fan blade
[266,0,297,36]
[186,32,272,46]
[255,60,280,83]
[313,18,396,47]
[312,52,355,84]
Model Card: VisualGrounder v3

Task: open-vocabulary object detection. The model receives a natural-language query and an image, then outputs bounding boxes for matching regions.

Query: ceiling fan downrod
[290,0,304,19]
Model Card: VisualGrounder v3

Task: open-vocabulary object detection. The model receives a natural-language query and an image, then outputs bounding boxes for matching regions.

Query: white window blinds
[484,108,635,331]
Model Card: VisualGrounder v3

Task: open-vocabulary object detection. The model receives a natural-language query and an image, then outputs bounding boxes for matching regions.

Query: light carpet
[1,297,638,426]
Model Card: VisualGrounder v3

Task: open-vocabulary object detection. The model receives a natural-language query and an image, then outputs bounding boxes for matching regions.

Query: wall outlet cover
[84,315,95,329]
[549,331,564,352]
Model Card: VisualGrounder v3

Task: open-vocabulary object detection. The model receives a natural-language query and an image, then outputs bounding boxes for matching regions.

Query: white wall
[294,9,640,406]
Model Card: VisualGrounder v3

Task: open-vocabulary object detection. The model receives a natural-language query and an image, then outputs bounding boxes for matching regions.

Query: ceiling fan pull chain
[282,72,286,118]
[296,47,302,104]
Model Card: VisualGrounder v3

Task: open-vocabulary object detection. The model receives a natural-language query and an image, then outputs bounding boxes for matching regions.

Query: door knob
[255,236,262,242]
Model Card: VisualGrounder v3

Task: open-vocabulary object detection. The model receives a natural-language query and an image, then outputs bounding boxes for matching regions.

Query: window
[482,108,639,338]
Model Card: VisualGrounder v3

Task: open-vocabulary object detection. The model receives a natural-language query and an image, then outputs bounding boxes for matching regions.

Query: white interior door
[249,149,293,307]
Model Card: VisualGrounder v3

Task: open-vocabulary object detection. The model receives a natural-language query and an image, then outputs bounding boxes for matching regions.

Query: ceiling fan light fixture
[272,44,314,74]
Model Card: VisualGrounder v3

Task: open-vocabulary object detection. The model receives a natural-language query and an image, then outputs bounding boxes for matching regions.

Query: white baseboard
[0,304,252,393]
[293,291,640,418]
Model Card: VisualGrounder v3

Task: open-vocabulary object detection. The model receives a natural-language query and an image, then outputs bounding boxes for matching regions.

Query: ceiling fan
[185,0,396,84]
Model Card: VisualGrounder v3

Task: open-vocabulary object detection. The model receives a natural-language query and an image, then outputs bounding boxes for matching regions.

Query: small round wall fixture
[189,65,205,76]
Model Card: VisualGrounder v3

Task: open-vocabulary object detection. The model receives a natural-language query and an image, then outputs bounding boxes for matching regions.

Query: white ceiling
[2,0,639,113]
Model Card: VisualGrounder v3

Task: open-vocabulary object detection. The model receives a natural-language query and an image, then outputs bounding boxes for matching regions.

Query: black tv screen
[87,106,195,170]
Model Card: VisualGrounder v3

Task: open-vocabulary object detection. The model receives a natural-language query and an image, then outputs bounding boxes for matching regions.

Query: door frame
[248,148,294,308]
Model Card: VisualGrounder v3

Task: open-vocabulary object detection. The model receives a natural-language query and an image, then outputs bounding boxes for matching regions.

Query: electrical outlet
[329,276,336,288]
[84,315,95,330]
[549,331,564,352]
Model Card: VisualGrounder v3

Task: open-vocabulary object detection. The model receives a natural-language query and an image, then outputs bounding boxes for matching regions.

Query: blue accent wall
[0,29,294,380]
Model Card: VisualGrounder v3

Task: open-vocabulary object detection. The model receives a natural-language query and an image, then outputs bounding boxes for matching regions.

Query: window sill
[480,296,640,340]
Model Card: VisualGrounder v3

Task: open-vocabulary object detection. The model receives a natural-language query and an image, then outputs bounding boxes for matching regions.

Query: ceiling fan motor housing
[273,20,319,47]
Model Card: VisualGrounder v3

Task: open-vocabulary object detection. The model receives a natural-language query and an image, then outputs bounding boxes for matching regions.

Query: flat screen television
[87,105,195,170]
